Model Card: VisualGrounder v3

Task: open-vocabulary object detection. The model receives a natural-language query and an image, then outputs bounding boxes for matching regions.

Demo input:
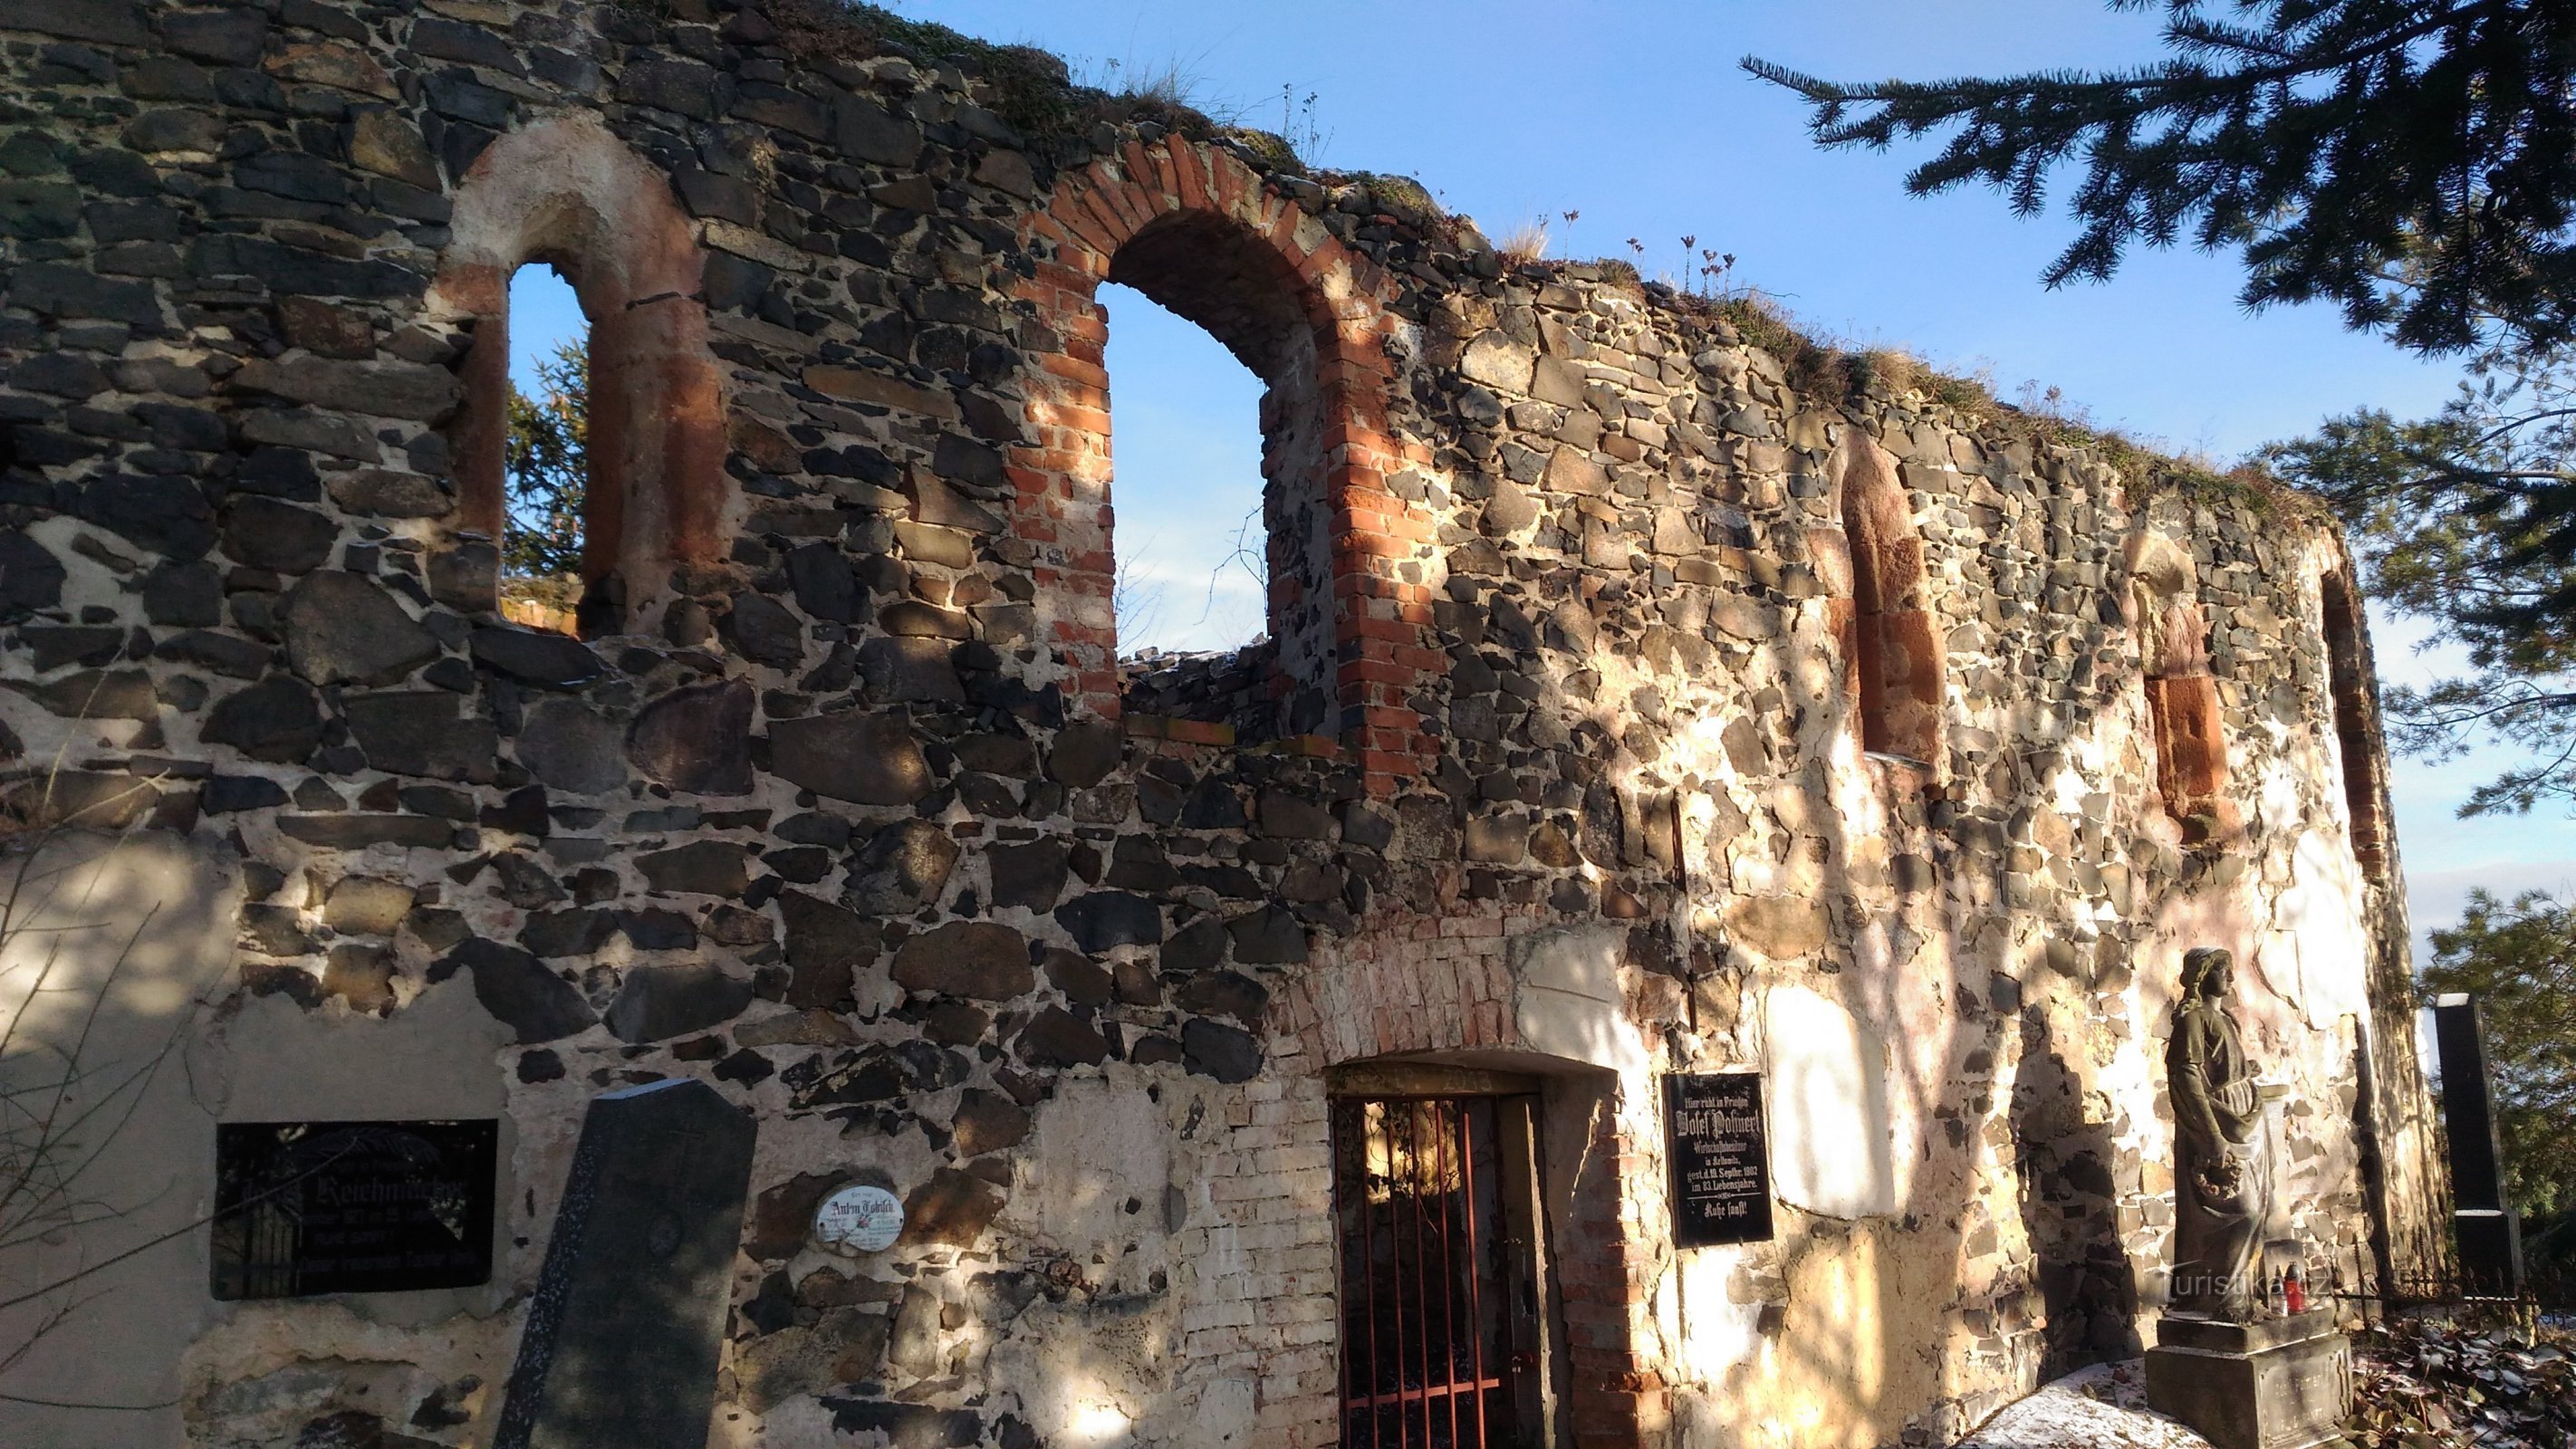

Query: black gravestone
[211,1118,497,1300]
[493,1078,757,1449]
[2433,994,2524,1295]
[1665,1072,1775,1247]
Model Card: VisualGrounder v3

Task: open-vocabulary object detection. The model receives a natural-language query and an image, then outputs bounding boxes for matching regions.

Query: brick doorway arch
[1012,138,1437,794]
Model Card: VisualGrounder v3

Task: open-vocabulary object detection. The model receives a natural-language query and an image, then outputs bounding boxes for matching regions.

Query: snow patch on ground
[1955,1360,2215,1449]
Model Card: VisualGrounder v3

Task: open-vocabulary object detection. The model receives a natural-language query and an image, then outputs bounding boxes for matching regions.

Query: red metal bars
[1331,1096,1517,1447]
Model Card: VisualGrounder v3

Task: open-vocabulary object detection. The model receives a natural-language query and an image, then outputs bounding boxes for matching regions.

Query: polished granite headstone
[492,1079,757,1449]
[2146,1309,2352,1449]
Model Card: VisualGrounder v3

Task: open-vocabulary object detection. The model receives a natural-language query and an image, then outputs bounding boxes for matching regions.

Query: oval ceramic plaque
[812,1184,903,1254]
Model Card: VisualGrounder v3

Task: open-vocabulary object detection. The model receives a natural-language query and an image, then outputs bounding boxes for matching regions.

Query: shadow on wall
[0,827,235,1441]
[2010,1010,2142,1378]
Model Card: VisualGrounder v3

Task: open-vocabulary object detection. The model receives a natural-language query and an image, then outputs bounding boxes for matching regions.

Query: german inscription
[1665,1073,1774,1247]
[211,1118,497,1300]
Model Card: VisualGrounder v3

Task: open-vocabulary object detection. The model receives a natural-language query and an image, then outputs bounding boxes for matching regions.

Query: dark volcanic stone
[157,629,271,678]
[471,626,601,686]
[606,964,754,1043]
[637,840,751,897]
[1103,836,1180,892]
[766,710,932,806]
[785,542,859,623]
[1257,790,1335,840]
[855,637,962,703]
[514,697,626,794]
[201,775,289,813]
[618,57,723,120]
[950,1089,1030,1157]
[520,908,619,958]
[1182,1018,1263,1083]
[628,677,753,795]
[428,937,596,1043]
[232,356,459,421]
[1179,778,1245,830]
[1160,915,1228,973]
[1045,722,1120,788]
[619,907,697,951]
[777,889,874,1009]
[25,625,126,671]
[222,497,337,575]
[428,540,496,609]
[75,475,215,559]
[986,839,1068,911]
[1053,891,1163,953]
[1015,1006,1108,1068]
[890,921,1031,1002]
[1044,951,1113,1007]
[745,1172,849,1262]
[343,692,498,782]
[489,851,567,908]
[481,784,550,838]
[720,592,803,667]
[277,814,456,849]
[164,5,268,64]
[140,560,219,627]
[900,1167,1003,1248]
[1175,970,1271,1025]
[0,0,150,44]
[1227,906,1309,964]
[0,532,66,620]
[14,668,158,720]
[327,467,453,518]
[201,676,322,763]
[843,819,958,914]
[834,96,923,166]
[239,902,317,956]
[281,571,438,686]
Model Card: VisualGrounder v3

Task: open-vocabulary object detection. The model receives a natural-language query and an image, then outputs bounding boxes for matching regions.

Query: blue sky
[506,1,2576,942]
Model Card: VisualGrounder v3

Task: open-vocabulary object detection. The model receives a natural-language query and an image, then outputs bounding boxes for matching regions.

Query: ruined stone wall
[0,2,2443,1447]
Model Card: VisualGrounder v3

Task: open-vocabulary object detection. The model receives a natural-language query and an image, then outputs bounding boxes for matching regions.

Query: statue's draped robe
[2167,999,2270,1318]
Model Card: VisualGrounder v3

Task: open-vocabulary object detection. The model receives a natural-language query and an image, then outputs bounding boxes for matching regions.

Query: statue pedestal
[2145,1310,2351,1449]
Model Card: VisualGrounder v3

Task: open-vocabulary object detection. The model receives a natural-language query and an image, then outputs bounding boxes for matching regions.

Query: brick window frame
[1012,138,1437,796]
[424,112,726,637]
[1826,433,1945,770]
[2129,530,2241,843]
[2319,563,2389,876]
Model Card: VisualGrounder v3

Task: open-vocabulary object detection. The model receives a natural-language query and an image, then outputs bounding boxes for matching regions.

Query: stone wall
[0,2,2444,1446]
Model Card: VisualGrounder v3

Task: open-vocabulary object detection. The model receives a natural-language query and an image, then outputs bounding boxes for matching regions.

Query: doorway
[1329,1075,1561,1448]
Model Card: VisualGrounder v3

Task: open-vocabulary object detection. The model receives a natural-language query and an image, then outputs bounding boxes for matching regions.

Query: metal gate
[1330,1093,1547,1448]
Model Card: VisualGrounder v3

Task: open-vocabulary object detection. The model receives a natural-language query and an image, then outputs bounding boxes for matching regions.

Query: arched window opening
[2321,569,2389,875]
[1098,283,1274,723]
[428,114,724,642]
[1093,211,1341,741]
[1833,435,1943,767]
[2131,532,2238,843]
[1014,139,1423,792]
[498,264,589,634]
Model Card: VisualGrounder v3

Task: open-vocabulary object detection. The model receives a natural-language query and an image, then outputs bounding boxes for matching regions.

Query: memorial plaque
[494,1078,756,1449]
[211,1118,497,1300]
[813,1183,903,1254]
[1665,1073,1774,1247]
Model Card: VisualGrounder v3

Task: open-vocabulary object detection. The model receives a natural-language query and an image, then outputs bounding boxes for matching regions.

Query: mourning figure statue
[2166,945,2273,1319]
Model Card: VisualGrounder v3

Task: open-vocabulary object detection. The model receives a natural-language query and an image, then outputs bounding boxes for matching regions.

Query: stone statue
[2165,945,2273,1320]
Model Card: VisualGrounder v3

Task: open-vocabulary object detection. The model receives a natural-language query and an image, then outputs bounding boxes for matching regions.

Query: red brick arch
[1012,137,1437,793]
[1826,432,1945,769]
[426,112,726,636]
